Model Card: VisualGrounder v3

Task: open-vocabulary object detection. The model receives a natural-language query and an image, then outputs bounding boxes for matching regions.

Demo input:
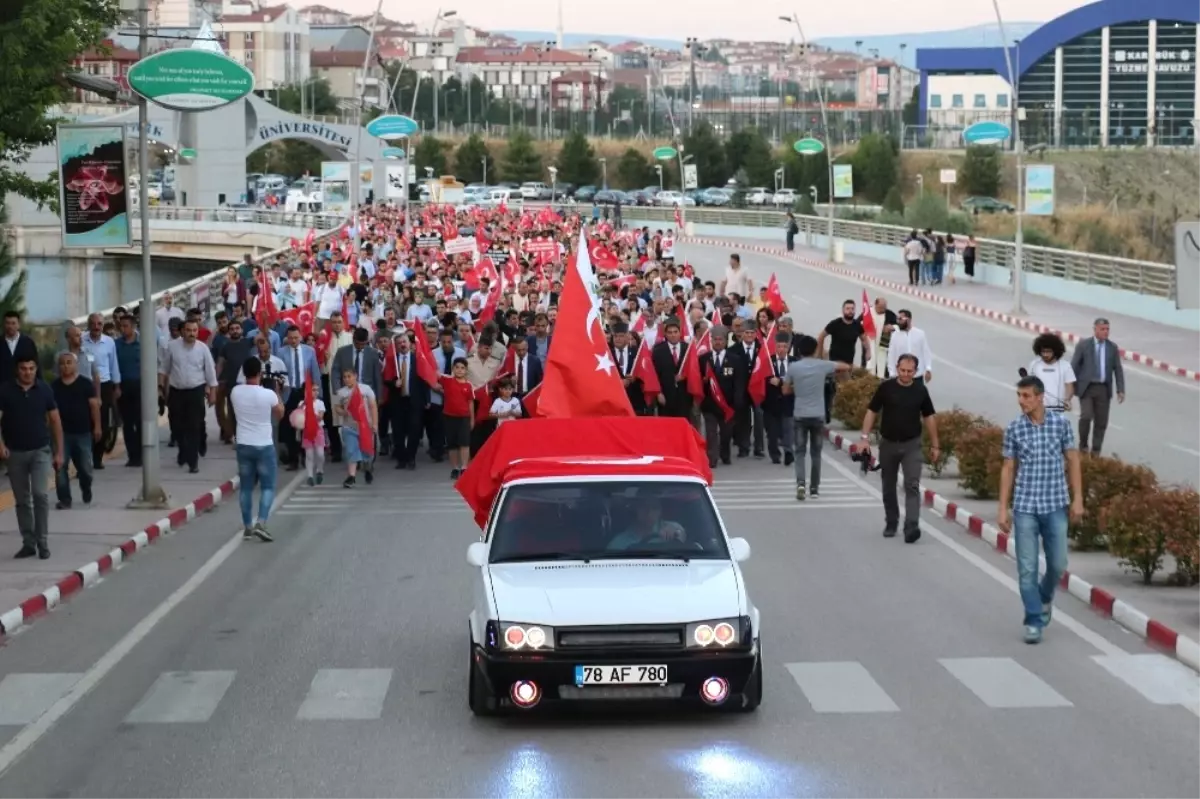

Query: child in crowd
[435,357,474,479]
[333,366,377,488]
[290,394,326,486]
[489,379,522,427]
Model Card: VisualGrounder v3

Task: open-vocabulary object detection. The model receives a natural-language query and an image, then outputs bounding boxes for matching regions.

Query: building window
[243,32,255,48]
[930,94,942,108]
[951,94,964,108]
[973,93,986,108]
[996,93,1009,108]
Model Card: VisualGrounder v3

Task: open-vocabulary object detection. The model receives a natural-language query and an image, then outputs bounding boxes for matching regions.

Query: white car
[655,190,684,206]
[745,187,774,205]
[464,452,762,715]
[519,182,548,200]
[773,188,797,206]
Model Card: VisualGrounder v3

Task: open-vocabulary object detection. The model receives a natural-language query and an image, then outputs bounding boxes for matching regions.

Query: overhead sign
[1110,48,1194,74]
[962,120,1011,146]
[683,163,698,190]
[1174,220,1200,311]
[382,147,406,159]
[1024,164,1055,216]
[365,114,420,140]
[126,49,254,112]
[652,146,678,160]
[793,137,825,155]
[256,121,352,150]
[939,168,957,184]
[56,124,132,249]
[832,164,854,199]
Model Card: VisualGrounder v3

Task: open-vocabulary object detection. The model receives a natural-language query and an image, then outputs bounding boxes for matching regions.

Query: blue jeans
[1013,509,1069,627]
[236,444,277,526]
[55,433,94,505]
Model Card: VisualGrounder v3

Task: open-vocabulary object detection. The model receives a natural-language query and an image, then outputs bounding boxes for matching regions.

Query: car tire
[735,646,763,713]
[468,635,497,717]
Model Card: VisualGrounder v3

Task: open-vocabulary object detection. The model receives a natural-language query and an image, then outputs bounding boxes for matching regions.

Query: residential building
[550,71,608,111]
[310,50,385,107]
[152,0,206,27]
[454,46,602,107]
[609,41,651,69]
[566,41,618,68]
[309,24,371,52]
[216,1,311,91]
[71,38,141,103]
[659,59,727,90]
[297,4,349,26]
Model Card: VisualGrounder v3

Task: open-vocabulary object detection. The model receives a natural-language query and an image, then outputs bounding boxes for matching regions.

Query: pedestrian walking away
[232,358,285,541]
[997,375,1084,645]
[0,356,64,559]
[51,352,100,510]
[859,354,939,542]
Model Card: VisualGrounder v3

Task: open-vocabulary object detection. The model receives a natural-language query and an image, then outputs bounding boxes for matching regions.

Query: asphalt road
[675,240,1200,487]
[0,448,1195,798]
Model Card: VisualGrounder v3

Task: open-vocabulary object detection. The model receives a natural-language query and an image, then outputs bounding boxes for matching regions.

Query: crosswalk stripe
[785,661,900,713]
[125,671,237,724]
[939,657,1073,709]
[0,673,83,726]
[297,669,393,721]
[717,502,877,511]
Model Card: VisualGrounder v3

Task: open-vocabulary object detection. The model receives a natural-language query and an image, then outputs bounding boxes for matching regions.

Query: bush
[922,408,989,477]
[955,424,1005,499]
[1162,487,1200,585]
[1100,490,1173,584]
[1070,455,1158,551]
[832,372,881,429]
[882,186,904,215]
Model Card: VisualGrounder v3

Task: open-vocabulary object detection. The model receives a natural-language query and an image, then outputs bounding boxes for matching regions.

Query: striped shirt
[1002,411,1075,515]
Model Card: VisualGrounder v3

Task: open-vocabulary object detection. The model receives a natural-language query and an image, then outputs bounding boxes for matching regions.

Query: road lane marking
[125,671,236,724]
[785,661,900,713]
[820,452,1127,658]
[1092,654,1200,716]
[1168,444,1200,458]
[0,675,83,726]
[297,669,393,721]
[0,471,306,777]
[940,657,1073,709]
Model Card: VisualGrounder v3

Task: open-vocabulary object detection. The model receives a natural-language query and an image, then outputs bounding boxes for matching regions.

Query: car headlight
[498,622,555,651]
[686,617,749,649]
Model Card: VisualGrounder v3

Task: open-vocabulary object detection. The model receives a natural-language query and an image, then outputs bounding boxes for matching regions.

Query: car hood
[487,560,742,626]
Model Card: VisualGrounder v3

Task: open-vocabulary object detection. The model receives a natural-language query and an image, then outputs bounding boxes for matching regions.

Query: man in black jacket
[609,322,645,415]
[0,312,39,384]
[700,326,746,467]
[650,319,692,420]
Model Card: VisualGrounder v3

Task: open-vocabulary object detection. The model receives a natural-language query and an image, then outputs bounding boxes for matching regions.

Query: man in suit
[278,325,322,470]
[384,332,429,470]
[609,322,645,414]
[762,332,795,465]
[508,337,543,411]
[1069,317,1125,454]
[0,311,39,384]
[700,326,746,467]
[651,319,692,420]
[730,321,764,458]
[332,327,383,401]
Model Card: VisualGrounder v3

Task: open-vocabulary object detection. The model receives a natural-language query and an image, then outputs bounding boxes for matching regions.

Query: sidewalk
[690,234,1200,377]
[0,416,236,628]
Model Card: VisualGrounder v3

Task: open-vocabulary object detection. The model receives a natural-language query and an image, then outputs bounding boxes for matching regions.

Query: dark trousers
[118,380,142,465]
[470,419,496,457]
[278,390,303,466]
[95,381,117,467]
[1078,383,1112,454]
[786,233,795,252]
[702,412,734,466]
[735,405,764,455]
[168,386,207,469]
[879,436,923,530]
[764,410,788,461]
[321,374,341,460]
[906,259,920,285]
[424,403,446,459]
[390,395,422,464]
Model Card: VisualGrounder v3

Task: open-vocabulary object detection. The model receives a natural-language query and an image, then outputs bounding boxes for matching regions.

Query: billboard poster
[359,162,374,201]
[385,164,407,199]
[321,161,352,217]
[1024,165,1055,216]
[832,164,854,199]
[56,124,132,248]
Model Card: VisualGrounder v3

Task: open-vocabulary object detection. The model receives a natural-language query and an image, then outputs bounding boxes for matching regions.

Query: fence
[131,205,345,231]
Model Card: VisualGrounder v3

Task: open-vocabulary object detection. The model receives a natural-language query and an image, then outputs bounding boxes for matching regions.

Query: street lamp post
[991,0,1026,314]
[481,156,487,185]
[599,157,607,189]
[350,0,385,257]
[780,12,836,262]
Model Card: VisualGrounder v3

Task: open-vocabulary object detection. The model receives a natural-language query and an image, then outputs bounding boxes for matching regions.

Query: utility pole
[130,0,167,508]
[351,0,384,256]
[991,2,1026,314]
[686,38,697,134]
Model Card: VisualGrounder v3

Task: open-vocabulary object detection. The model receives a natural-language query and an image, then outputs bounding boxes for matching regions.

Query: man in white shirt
[231,357,284,543]
[154,292,185,336]
[720,253,752,299]
[313,271,345,331]
[886,309,934,384]
[1026,333,1076,412]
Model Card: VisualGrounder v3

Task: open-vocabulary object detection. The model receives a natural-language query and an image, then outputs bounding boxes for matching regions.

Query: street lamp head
[778,15,793,22]
[443,9,457,17]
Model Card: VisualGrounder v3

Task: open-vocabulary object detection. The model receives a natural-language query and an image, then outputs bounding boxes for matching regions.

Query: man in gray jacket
[331,327,383,400]
[1069,317,1125,454]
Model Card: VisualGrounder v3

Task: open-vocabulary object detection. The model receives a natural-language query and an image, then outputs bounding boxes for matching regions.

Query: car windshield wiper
[616,550,695,562]
[490,551,606,564]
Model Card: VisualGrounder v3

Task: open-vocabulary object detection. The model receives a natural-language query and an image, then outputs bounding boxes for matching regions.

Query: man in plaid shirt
[998,375,1084,644]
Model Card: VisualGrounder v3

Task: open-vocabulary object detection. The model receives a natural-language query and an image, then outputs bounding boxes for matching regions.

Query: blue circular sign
[962,120,1012,146]
[382,147,406,159]
[365,115,419,140]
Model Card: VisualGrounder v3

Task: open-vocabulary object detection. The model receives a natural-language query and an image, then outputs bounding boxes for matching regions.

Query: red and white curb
[822,429,1200,672]
[684,235,1200,383]
[0,477,240,640]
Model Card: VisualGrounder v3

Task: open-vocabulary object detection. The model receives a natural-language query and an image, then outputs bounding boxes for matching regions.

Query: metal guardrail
[131,206,345,231]
[612,206,1178,301]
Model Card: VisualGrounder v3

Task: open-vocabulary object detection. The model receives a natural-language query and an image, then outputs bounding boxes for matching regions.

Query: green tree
[681,120,729,186]
[882,185,905,215]
[273,78,341,117]
[413,135,448,178]
[501,130,542,184]
[725,128,776,187]
[454,134,494,184]
[1,0,121,209]
[781,140,831,203]
[902,86,920,127]
[615,147,652,189]
[851,133,898,203]
[0,205,28,317]
[960,145,1003,197]
[555,130,599,186]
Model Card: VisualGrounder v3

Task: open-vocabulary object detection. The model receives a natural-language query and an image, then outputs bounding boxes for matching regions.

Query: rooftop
[455,46,594,65]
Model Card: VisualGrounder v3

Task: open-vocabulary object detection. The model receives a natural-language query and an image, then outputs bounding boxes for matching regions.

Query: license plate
[575,664,668,685]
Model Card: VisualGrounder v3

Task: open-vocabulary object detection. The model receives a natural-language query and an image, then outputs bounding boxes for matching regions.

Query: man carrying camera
[782,335,852,501]
[859,353,940,543]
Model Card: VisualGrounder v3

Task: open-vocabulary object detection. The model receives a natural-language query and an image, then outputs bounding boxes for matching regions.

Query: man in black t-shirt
[215,321,253,443]
[51,352,100,509]
[859,353,940,543]
[818,299,872,367]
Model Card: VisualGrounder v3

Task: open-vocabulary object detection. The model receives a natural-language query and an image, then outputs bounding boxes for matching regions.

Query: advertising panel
[1024,165,1056,216]
[832,164,854,199]
[321,161,352,217]
[56,124,133,248]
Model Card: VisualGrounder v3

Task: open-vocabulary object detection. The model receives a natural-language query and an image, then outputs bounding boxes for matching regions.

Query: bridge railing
[131,205,345,231]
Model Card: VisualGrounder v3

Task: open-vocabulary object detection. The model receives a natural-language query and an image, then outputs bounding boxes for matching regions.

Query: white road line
[0,471,306,777]
[820,452,1127,657]
[297,669,393,721]
[788,292,811,305]
[785,661,900,713]
[0,675,83,726]
[1168,444,1200,458]
[125,671,237,724]
[940,657,1073,709]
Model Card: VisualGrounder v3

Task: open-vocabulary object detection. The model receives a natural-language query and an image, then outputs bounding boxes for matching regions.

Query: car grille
[556,625,684,650]
[557,684,684,701]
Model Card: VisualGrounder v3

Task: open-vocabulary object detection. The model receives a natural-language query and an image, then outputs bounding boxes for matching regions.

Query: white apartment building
[216,1,311,91]
[152,0,206,27]
[297,3,349,25]
[454,46,601,105]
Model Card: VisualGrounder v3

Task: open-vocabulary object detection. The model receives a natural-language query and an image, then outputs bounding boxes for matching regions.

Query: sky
[321,0,1089,40]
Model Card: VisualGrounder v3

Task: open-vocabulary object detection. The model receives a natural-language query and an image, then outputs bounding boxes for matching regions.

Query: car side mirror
[466,541,488,568]
[729,537,751,563]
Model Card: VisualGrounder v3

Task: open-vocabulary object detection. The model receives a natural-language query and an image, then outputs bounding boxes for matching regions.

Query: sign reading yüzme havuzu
[257,121,353,149]
[1110,48,1194,74]
[127,49,254,112]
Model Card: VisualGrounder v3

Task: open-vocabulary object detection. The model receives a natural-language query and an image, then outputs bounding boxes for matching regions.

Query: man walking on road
[783,335,852,500]
[1070,317,1124,455]
[81,312,120,469]
[886,310,933,384]
[114,314,143,466]
[51,353,100,510]
[0,356,63,559]
[232,358,284,542]
[997,375,1084,644]
[159,320,217,474]
[859,354,939,543]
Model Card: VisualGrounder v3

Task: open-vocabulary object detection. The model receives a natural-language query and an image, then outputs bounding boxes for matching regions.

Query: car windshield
[488,480,728,564]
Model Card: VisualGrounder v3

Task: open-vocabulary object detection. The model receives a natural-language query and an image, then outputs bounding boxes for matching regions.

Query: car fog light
[700,676,729,705]
[510,680,541,708]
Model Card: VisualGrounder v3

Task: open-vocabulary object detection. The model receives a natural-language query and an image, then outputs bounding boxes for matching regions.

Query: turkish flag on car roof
[535,229,634,418]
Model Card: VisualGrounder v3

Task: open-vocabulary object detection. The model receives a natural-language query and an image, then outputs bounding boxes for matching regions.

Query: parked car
[628,190,656,206]
[744,187,774,206]
[698,188,733,207]
[773,188,797,207]
[656,191,685,206]
[961,196,1016,214]
[574,185,599,203]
